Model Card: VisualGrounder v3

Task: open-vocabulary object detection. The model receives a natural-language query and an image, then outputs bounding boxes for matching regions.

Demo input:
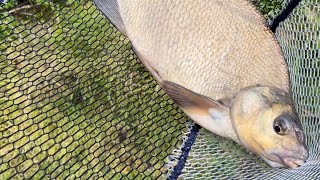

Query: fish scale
[116,0,289,100]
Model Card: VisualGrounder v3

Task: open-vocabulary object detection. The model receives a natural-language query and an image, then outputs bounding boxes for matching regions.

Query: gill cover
[231,86,308,168]
[163,81,308,168]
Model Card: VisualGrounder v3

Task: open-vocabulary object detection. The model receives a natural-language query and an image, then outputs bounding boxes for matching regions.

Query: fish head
[231,86,308,168]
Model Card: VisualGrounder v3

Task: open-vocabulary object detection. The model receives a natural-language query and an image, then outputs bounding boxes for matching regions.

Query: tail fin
[94,0,127,35]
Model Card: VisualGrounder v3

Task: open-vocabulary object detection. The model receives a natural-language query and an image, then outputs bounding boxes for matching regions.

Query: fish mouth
[264,148,308,168]
[281,157,306,168]
[268,149,308,168]
[261,154,307,168]
[278,146,309,168]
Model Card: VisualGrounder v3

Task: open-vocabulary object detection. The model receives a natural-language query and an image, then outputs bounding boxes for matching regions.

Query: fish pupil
[273,116,288,135]
[274,124,282,133]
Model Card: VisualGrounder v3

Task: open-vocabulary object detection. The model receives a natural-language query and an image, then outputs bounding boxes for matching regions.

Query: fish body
[106,0,289,99]
[95,0,308,168]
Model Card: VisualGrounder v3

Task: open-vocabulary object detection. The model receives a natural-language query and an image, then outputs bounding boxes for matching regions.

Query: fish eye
[273,117,288,135]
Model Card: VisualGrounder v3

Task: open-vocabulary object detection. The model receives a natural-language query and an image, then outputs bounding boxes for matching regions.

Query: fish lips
[269,147,309,168]
[281,157,306,168]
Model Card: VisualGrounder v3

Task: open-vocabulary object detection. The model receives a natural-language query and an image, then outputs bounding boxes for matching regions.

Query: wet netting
[0,0,319,179]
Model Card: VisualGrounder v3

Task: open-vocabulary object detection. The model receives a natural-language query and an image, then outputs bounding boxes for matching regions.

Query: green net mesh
[0,0,319,179]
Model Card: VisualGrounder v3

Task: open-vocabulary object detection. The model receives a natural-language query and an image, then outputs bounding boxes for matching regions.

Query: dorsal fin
[94,0,127,35]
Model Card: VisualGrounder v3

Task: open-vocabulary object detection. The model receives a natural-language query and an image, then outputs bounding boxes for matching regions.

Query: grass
[0,1,188,179]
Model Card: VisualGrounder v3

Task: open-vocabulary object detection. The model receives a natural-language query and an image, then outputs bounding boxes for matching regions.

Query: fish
[94,0,308,168]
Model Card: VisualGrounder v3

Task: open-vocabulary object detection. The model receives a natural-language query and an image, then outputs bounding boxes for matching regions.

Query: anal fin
[132,47,163,83]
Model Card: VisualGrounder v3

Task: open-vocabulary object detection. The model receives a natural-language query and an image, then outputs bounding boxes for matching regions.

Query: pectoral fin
[161,81,227,118]
[161,81,238,141]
